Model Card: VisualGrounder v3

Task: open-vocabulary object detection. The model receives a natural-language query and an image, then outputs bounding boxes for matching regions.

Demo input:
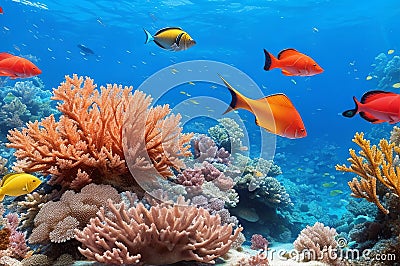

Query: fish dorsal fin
[277,48,299,59]
[0,52,14,61]
[360,90,396,104]
[0,173,20,187]
[261,93,295,109]
[155,27,182,35]
[175,32,184,46]
[359,111,385,124]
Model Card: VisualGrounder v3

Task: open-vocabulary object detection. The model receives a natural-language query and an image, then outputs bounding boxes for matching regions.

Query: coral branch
[336,132,400,214]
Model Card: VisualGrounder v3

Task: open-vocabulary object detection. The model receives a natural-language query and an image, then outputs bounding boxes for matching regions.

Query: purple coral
[192,134,231,164]
[2,213,28,259]
[250,234,269,250]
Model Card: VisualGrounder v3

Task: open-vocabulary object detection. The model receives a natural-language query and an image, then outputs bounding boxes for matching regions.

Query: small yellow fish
[388,49,395,55]
[188,81,195,86]
[329,189,343,196]
[0,173,42,201]
[189,99,199,105]
[366,75,373,80]
[392,82,400,89]
[322,182,337,188]
[254,171,263,177]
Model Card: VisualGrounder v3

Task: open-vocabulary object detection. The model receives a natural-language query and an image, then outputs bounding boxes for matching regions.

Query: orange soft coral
[7,75,193,191]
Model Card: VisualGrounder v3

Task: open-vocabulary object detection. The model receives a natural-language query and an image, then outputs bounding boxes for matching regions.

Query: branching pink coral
[7,75,193,191]
[75,199,243,265]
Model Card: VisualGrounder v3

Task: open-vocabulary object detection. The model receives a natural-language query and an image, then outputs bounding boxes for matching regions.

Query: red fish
[342,90,400,124]
[263,48,323,76]
[0,7,3,14]
[0,53,42,79]
[220,75,306,139]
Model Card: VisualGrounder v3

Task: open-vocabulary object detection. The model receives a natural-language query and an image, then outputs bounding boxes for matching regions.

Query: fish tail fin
[144,29,154,44]
[263,49,279,71]
[218,74,251,114]
[342,96,359,118]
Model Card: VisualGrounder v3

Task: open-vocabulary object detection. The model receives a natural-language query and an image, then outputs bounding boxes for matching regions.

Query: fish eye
[313,64,317,67]
[300,129,305,132]
[32,180,36,182]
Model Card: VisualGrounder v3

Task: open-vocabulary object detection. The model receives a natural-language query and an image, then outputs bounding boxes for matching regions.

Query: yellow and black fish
[144,27,196,51]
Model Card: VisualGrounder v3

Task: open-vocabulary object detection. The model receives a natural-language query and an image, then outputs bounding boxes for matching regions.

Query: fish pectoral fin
[281,70,295,76]
[170,43,181,51]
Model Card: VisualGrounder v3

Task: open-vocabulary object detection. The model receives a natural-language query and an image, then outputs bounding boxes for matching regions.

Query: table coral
[75,199,243,265]
[7,75,193,191]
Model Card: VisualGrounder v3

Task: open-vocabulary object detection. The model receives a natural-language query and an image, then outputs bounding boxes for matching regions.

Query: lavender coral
[75,199,243,265]
[7,75,192,191]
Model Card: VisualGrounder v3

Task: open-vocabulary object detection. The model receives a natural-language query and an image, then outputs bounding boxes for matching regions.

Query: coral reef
[0,205,29,260]
[75,198,243,265]
[0,156,7,176]
[336,129,400,265]
[250,234,269,250]
[7,75,192,191]
[0,77,54,138]
[369,52,400,89]
[28,183,120,244]
[336,132,400,214]
[208,118,245,152]
[191,134,231,165]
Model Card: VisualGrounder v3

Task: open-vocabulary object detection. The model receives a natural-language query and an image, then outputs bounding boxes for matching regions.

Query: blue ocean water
[1,0,400,264]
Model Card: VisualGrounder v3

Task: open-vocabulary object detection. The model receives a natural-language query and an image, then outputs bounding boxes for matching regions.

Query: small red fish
[0,7,3,14]
[263,48,323,76]
[0,53,42,79]
[342,90,400,124]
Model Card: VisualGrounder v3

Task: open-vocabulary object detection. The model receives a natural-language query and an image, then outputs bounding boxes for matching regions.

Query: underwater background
[1,0,400,265]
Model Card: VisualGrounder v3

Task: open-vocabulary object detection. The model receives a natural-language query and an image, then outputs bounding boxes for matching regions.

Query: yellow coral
[336,132,400,214]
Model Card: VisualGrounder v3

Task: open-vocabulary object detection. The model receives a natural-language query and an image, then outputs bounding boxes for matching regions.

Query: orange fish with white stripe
[219,75,307,139]
[263,48,323,76]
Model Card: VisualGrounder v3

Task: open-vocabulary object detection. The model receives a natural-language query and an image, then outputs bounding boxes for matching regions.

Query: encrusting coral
[7,74,193,191]
[336,132,400,214]
[75,198,243,265]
